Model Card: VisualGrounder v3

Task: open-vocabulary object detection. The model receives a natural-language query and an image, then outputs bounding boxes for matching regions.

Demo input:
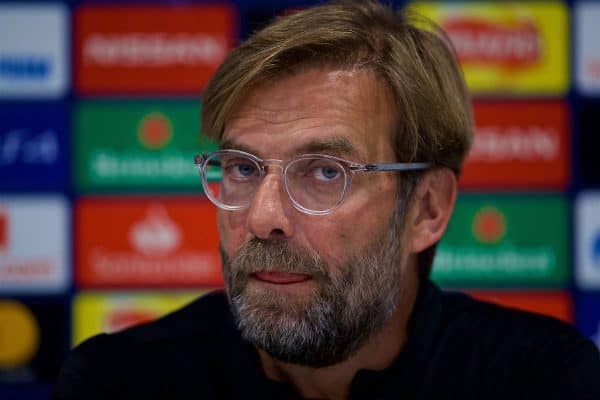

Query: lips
[253,271,312,284]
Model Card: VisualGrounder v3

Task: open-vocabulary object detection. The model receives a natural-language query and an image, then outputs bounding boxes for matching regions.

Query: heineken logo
[472,206,506,244]
[137,113,172,150]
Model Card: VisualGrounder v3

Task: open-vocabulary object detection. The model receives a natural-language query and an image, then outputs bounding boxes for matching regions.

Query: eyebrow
[294,137,360,159]
[220,136,361,161]
[220,140,261,156]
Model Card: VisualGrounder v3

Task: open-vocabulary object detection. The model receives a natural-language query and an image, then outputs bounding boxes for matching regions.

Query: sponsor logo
[443,17,540,68]
[433,195,567,286]
[0,56,52,79]
[0,197,69,293]
[575,3,600,94]
[472,207,506,244]
[103,308,157,333]
[461,101,568,189]
[72,292,198,345]
[0,104,67,190]
[434,244,555,276]
[469,125,559,162]
[76,198,222,287]
[575,192,600,289]
[76,101,217,190]
[0,129,59,166]
[411,2,568,94]
[0,300,40,369]
[128,205,181,256]
[75,5,235,94]
[137,113,172,150]
[0,4,68,98]
[89,150,194,183]
[468,291,572,323]
[83,34,226,67]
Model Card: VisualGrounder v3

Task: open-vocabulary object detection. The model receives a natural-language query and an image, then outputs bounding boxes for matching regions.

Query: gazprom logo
[0,55,52,79]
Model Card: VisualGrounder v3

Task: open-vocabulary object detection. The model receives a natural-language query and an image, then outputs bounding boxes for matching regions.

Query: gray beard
[221,224,404,368]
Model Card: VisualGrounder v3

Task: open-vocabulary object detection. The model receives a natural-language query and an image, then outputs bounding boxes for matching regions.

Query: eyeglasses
[194,149,430,215]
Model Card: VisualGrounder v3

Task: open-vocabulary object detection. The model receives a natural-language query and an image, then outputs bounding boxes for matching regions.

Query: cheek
[217,211,246,254]
[303,217,364,268]
[311,185,396,258]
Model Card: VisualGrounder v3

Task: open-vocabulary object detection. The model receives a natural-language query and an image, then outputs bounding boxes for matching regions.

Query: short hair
[201,0,473,279]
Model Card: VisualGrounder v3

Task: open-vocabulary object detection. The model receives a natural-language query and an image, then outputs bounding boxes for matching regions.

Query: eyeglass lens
[202,152,348,213]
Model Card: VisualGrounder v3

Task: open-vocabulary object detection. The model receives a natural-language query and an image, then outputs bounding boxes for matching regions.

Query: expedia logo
[472,206,506,244]
[137,113,172,150]
[443,17,541,68]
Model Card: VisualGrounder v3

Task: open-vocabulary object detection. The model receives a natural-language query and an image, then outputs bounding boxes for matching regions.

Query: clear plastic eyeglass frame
[194,149,431,216]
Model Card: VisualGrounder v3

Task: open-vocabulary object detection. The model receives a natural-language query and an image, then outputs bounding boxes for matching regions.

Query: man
[56,1,600,399]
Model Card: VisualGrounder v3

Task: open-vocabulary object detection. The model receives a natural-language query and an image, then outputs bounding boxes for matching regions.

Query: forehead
[222,67,397,162]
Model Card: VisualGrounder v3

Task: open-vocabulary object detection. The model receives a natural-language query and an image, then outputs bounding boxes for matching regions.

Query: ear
[406,168,457,253]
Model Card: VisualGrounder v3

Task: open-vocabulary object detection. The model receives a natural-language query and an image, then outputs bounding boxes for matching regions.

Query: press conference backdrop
[1,0,600,398]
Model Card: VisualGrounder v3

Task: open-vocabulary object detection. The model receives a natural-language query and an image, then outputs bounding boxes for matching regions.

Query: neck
[257,275,420,400]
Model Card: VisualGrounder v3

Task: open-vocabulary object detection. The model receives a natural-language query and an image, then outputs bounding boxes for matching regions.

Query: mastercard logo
[0,300,40,369]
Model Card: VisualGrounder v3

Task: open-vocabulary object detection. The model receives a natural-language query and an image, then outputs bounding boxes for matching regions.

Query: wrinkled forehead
[221,67,398,162]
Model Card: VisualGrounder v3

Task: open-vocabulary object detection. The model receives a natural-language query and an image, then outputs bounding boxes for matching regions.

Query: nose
[245,170,295,240]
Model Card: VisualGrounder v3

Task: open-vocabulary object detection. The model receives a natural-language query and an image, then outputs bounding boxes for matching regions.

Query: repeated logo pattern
[0,1,599,393]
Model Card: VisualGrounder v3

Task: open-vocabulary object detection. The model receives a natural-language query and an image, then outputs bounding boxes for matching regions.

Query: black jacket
[55,281,600,399]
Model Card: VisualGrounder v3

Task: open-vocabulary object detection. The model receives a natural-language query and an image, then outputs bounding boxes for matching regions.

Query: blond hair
[201,0,473,278]
[202,0,472,174]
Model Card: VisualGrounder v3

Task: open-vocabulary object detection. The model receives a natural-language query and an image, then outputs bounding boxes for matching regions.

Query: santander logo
[443,17,541,68]
[128,205,182,256]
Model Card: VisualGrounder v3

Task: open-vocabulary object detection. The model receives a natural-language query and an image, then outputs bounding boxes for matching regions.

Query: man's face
[218,67,412,366]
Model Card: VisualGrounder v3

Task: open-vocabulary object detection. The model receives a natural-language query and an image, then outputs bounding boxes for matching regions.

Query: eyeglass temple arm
[355,162,431,172]
[194,155,221,167]
[194,154,430,172]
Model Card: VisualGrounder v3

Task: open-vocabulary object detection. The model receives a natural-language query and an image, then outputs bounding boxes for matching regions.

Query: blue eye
[313,165,341,181]
[236,163,256,177]
[223,159,258,180]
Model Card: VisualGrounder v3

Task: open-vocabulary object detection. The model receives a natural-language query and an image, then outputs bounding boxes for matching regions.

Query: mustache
[224,238,329,279]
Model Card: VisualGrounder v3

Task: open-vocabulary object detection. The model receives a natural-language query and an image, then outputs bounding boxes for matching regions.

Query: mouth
[252,271,313,285]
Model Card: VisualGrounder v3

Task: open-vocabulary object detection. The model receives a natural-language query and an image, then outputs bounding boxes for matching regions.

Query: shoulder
[434,289,600,398]
[54,291,235,400]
